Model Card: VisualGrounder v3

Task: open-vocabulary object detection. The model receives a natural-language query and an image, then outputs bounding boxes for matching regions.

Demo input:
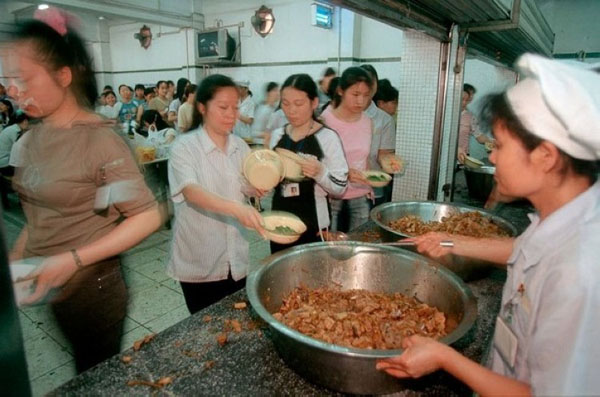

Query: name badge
[494,316,518,369]
[282,183,300,197]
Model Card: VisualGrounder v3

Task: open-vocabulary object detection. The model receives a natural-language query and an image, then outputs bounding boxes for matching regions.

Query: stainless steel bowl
[464,165,495,200]
[246,242,477,395]
[370,201,517,280]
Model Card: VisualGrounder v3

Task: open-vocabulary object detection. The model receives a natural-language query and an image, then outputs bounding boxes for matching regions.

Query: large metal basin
[464,165,495,200]
[246,242,477,395]
[370,201,518,280]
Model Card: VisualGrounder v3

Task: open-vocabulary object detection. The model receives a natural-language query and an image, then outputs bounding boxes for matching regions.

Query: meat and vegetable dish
[388,211,508,238]
[273,286,447,349]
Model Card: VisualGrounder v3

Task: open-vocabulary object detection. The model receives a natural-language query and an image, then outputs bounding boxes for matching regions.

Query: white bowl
[262,211,308,244]
[464,156,484,169]
[275,148,305,181]
[243,149,285,191]
[363,170,392,188]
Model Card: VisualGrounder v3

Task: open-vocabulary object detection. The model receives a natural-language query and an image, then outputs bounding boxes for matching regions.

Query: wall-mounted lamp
[133,25,152,49]
[251,5,275,38]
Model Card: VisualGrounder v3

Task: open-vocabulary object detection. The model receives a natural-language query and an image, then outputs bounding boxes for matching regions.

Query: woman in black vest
[269,74,348,253]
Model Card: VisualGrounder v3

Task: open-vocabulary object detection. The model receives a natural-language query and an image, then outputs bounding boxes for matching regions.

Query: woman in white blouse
[376,54,600,396]
[167,74,266,314]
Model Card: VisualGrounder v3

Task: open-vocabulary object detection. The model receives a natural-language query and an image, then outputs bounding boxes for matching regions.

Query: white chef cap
[506,54,600,160]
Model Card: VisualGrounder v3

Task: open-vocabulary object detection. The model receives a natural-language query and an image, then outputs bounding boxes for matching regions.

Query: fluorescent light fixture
[37,4,49,10]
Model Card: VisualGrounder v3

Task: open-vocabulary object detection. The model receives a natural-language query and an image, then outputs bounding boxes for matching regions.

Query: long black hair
[0,99,16,126]
[175,78,190,102]
[481,93,598,183]
[15,20,97,109]
[190,74,238,130]
[333,67,373,107]
[141,109,169,132]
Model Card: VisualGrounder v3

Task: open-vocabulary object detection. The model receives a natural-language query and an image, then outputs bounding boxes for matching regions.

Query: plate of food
[379,154,405,174]
[363,170,392,188]
[261,211,307,244]
[275,148,306,181]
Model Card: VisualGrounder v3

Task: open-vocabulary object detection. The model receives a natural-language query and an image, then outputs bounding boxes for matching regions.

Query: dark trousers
[51,257,127,373]
[180,274,246,315]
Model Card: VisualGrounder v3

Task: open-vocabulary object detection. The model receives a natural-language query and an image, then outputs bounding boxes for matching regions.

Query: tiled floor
[2,193,272,396]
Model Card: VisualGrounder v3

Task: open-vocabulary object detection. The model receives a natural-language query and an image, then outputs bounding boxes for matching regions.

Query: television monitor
[196,29,236,63]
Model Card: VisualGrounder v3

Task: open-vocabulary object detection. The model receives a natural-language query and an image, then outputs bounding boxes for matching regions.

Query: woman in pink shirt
[320,67,373,232]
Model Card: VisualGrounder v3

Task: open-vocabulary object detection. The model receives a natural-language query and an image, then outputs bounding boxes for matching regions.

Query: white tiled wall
[392,31,441,201]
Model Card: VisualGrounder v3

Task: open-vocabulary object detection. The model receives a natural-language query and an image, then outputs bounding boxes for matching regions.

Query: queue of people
[4,6,600,396]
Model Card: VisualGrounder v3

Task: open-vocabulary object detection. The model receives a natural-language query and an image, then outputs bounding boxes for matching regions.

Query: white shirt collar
[198,127,240,156]
[514,181,600,269]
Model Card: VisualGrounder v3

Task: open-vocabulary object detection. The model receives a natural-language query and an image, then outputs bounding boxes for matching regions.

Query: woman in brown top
[148,80,172,124]
[9,9,162,372]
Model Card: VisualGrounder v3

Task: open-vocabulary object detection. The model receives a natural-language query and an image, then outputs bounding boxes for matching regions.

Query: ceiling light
[37,4,49,10]
[98,16,105,20]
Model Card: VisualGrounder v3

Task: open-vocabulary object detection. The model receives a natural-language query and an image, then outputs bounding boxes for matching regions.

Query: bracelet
[70,249,84,269]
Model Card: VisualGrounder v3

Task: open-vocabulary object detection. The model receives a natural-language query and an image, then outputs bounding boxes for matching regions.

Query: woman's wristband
[70,249,84,269]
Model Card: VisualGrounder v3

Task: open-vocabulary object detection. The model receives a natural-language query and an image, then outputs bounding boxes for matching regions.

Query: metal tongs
[320,231,454,248]
[378,240,454,248]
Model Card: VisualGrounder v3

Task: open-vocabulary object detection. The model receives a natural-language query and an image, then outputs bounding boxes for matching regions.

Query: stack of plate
[275,148,306,182]
[243,149,285,190]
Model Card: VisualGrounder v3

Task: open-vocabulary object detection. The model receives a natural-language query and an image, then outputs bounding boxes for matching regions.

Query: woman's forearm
[182,184,240,217]
[453,237,514,265]
[76,206,162,266]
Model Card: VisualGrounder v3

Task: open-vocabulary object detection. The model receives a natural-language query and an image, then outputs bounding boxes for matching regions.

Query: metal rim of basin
[246,241,478,359]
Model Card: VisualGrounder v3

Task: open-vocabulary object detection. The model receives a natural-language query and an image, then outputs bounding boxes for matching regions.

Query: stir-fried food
[273,286,447,349]
[388,211,508,238]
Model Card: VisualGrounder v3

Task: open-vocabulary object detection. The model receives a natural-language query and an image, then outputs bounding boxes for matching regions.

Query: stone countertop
[52,197,532,396]
[52,275,504,397]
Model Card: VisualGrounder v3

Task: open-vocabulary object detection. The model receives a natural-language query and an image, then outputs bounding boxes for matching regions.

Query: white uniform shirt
[233,95,256,139]
[266,108,288,132]
[96,103,122,120]
[251,103,276,143]
[269,126,348,229]
[167,128,252,282]
[0,123,22,167]
[365,101,396,171]
[490,181,600,395]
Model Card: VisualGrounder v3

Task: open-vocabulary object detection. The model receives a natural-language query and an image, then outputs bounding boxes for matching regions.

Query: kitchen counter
[52,198,532,396]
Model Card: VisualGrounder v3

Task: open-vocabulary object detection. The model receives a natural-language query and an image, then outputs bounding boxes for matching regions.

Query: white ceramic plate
[9,259,40,306]
[262,211,308,244]
[464,155,484,169]
[363,170,392,188]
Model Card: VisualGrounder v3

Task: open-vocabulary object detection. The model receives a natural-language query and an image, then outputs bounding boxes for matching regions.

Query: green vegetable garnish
[366,174,387,182]
[272,225,298,235]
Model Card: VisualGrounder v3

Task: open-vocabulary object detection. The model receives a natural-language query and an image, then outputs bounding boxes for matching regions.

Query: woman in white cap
[232,80,255,139]
[376,54,600,396]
